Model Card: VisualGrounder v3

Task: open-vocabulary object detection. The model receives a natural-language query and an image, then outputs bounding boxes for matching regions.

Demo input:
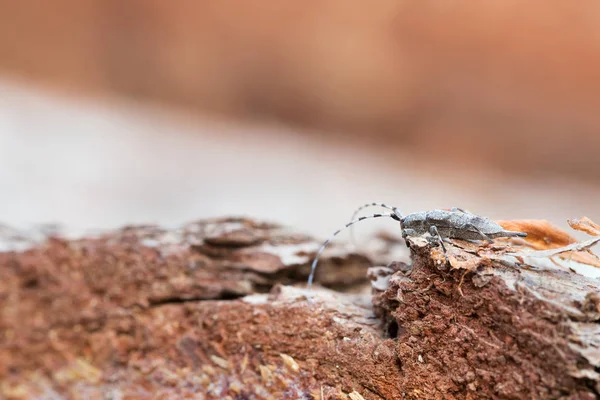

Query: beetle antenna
[349,203,403,246]
[307,212,397,293]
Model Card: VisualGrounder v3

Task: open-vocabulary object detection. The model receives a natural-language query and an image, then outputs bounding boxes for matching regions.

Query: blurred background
[1,1,600,240]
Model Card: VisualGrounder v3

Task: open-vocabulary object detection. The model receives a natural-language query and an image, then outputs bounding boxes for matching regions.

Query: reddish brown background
[1,1,600,180]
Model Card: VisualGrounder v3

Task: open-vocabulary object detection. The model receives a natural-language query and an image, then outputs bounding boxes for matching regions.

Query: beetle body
[400,209,527,241]
[307,204,527,292]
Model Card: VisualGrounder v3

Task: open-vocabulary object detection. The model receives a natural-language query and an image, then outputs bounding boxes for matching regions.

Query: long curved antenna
[307,212,399,291]
[349,203,403,246]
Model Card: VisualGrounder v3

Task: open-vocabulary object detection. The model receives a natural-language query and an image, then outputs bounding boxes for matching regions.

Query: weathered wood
[0,217,381,399]
[1,217,599,399]
[373,236,600,399]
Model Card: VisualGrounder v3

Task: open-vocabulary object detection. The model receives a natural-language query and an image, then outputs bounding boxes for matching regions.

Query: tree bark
[1,217,598,399]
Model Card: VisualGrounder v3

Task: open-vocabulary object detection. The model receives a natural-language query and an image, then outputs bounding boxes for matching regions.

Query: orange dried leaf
[567,217,600,237]
[567,251,600,269]
[500,219,600,269]
[496,220,577,250]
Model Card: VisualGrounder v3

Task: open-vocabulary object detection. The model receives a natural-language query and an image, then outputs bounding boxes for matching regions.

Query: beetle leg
[463,223,494,244]
[428,226,447,251]
[429,225,449,263]
[451,207,467,213]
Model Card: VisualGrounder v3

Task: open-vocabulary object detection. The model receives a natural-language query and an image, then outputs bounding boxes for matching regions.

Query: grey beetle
[307,203,527,289]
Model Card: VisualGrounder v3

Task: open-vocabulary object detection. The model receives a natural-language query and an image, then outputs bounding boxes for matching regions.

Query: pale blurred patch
[1,82,599,243]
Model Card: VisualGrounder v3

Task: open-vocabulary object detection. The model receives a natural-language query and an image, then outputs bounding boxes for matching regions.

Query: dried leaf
[499,219,600,269]
[568,217,600,237]
[497,220,576,250]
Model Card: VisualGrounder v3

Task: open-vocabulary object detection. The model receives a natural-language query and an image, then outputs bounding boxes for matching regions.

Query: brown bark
[1,217,599,399]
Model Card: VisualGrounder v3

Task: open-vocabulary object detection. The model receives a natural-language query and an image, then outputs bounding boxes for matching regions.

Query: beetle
[307,203,527,289]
